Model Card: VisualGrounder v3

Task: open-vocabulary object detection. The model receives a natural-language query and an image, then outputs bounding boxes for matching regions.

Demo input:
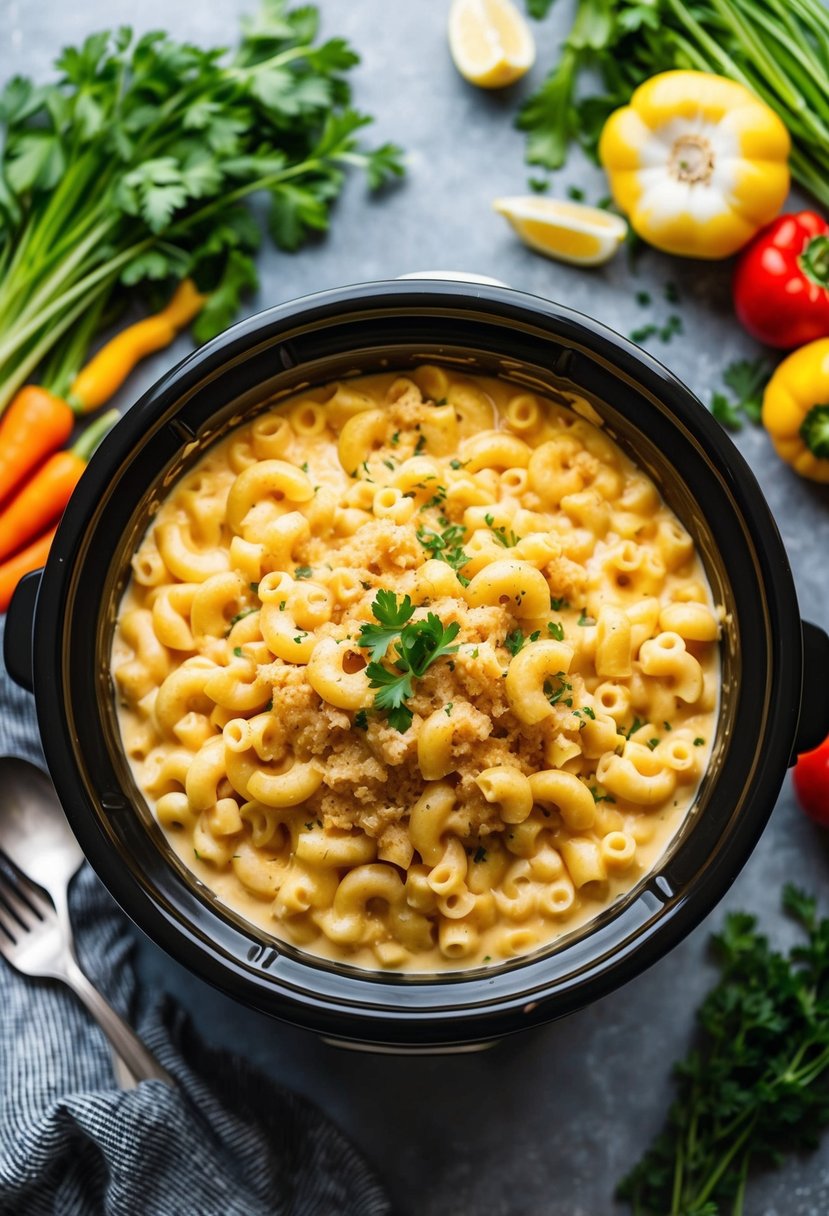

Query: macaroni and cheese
[112,368,719,971]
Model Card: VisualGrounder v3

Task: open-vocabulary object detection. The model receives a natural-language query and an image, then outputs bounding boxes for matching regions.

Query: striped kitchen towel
[0,623,391,1216]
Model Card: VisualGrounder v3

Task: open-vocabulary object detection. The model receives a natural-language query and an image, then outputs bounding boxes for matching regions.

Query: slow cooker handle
[4,569,40,693]
[793,620,829,760]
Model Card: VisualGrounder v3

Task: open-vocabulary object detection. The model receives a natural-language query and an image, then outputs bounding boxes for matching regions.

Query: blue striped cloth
[0,627,391,1216]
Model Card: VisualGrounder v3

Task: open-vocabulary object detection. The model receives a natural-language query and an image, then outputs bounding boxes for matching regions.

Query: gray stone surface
[5,1,829,1212]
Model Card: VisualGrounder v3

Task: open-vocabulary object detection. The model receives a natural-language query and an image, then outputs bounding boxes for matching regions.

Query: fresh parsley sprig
[357,591,460,732]
[618,886,829,1215]
[711,358,772,432]
[357,589,415,661]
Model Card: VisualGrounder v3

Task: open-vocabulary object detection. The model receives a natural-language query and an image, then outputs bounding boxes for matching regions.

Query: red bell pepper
[733,211,829,349]
[793,733,829,827]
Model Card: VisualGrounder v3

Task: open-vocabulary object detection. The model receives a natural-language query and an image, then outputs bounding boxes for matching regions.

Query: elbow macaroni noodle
[112,369,720,971]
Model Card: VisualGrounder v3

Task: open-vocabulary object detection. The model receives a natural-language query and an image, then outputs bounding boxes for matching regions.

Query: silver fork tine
[0,853,54,910]
[0,862,51,930]
[0,899,18,943]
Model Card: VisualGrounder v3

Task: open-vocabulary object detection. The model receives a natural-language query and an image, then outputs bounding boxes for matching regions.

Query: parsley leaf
[358,592,459,732]
[710,358,772,431]
[357,590,415,660]
[723,357,771,424]
[711,391,744,432]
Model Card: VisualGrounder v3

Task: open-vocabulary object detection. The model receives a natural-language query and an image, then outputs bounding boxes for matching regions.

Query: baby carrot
[70,279,206,412]
[0,409,118,563]
[0,386,74,506]
[0,526,58,613]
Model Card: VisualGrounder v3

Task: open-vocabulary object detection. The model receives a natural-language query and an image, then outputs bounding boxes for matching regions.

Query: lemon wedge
[493,196,628,266]
[448,0,535,90]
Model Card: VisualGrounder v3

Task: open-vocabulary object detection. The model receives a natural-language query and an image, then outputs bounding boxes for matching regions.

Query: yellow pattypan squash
[763,339,829,483]
[598,71,790,259]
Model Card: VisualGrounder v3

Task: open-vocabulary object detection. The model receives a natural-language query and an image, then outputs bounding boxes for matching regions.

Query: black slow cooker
[7,280,829,1049]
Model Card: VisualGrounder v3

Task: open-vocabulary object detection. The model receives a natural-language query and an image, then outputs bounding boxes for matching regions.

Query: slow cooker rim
[29,279,804,1043]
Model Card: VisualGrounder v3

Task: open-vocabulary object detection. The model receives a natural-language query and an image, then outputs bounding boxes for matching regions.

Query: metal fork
[0,858,175,1086]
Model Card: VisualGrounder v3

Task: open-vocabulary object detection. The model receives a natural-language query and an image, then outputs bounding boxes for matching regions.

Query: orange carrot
[0,410,118,563]
[0,386,74,506]
[70,279,206,412]
[0,526,58,612]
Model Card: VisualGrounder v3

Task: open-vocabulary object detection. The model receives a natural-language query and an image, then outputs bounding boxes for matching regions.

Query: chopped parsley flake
[416,521,470,584]
[505,629,527,656]
[294,565,313,580]
[485,513,519,547]
[547,621,564,641]
[630,322,658,344]
[544,673,572,706]
[228,606,257,628]
[659,313,683,343]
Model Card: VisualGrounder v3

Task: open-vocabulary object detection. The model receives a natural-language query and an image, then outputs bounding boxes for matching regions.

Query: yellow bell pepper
[762,339,829,483]
[598,71,790,259]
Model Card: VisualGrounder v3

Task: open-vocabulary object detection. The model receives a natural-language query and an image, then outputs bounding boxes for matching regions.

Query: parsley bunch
[357,590,460,732]
[0,1,403,410]
[618,886,829,1215]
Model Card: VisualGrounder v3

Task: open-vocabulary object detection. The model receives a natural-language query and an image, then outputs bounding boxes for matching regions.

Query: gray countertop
[7,1,829,1212]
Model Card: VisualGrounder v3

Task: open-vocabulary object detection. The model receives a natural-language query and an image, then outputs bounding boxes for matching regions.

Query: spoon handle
[62,952,177,1087]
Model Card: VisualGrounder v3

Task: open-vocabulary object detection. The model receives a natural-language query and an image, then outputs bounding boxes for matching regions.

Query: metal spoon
[0,756,175,1087]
